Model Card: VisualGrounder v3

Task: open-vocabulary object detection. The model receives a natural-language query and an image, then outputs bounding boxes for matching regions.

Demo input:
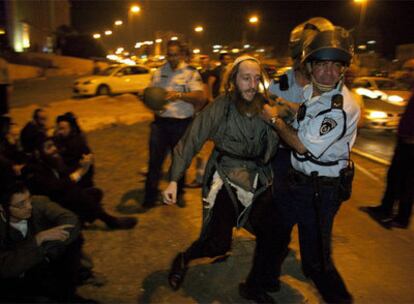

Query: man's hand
[35,224,75,246]
[165,91,182,102]
[79,154,93,171]
[12,164,25,176]
[262,104,280,121]
[162,182,178,205]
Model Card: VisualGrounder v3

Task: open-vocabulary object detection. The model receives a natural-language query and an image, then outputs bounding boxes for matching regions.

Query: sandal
[168,252,188,290]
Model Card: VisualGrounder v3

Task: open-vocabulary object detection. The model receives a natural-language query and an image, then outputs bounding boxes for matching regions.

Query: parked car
[73,65,151,96]
[352,77,410,106]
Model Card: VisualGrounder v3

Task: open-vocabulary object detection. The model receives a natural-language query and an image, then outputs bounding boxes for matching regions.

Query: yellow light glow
[93,33,101,39]
[155,38,163,43]
[170,36,178,41]
[354,0,367,3]
[231,48,240,54]
[130,5,141,13]
[193,49,200,54]
[249,16,259,24]
[104,30,112,35]
[0,29,5,35]
[114,20,123,26]
[194,26,203,32]
[367,111,387,119]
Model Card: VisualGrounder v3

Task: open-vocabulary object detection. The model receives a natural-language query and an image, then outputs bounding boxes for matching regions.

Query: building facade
[1,0,70,53]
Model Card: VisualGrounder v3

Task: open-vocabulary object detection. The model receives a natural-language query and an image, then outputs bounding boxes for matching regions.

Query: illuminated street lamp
[194,26,203,33]
[249,15,259,24]
[114,20,123,26]
[130,5,141,14]
[193,48,200,54]
[155,38,163,43]
[93,33,101,39]
[104,30,112,36]
[171,36,178,41]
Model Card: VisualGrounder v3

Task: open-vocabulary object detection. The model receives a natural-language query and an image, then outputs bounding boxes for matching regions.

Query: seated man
[23,137,137,230]
[54,112,95,188]
[20,108,49,155]
[0,182,90,302]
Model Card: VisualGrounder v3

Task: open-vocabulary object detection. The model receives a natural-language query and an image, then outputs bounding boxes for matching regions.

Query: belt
[154,116,192,124]
[289,168,339,186]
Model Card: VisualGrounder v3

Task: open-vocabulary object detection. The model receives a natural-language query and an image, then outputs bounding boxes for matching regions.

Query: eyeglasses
[10,197,32,210]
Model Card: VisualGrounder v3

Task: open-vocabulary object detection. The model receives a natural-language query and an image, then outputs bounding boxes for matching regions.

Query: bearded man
[162,55,279,292]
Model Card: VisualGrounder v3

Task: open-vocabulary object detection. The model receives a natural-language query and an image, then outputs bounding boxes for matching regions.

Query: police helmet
[289,17,334,60]
[301,26,354,66]
[142,87,168,111]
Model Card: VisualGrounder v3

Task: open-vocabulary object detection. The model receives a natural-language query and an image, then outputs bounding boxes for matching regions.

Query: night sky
[70,0,414,58]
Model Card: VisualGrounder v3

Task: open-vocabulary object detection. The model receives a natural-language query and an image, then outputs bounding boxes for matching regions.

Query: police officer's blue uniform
[143,61,203,207]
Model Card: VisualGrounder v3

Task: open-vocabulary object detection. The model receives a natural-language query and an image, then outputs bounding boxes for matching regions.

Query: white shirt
[151,62,203,119]
[268,68,304,104]
[291,84,360,177]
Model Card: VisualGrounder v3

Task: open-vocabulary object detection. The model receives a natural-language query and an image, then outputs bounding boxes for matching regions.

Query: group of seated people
[0,108,137,303]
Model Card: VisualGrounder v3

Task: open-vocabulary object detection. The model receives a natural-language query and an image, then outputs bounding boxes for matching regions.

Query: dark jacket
[54,133,94,187]
[0,196,80,278]
[20,121,47,154]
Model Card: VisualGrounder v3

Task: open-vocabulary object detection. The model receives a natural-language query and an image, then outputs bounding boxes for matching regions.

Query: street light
[114,20,123,26]
[171,36,178,41]
[249,15,259,24]
[104,30,112,36]
[194,26,203,33]
[155,38,162,43]
[130,5,141,14]
[93,33,101,39]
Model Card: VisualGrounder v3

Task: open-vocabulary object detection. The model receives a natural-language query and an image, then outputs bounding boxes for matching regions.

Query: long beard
[233,90,266,117]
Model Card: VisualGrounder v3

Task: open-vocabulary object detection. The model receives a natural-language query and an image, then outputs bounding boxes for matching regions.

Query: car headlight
[387,95,403,103]
[367,111,387,119]
[355,88,381,99]
[83,80,92,85]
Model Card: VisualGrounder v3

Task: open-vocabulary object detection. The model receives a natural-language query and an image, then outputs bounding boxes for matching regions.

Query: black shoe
[360,206,392,229]
[168,252,188,291]
[389,218,409,229]
[106,217,138,230]
[185,180,202,188]
[239,282,275,303]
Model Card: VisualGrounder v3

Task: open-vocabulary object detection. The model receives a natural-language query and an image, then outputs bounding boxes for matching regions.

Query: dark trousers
[0,84,9,115]
[183,186,274,262]
[0,237,82,303]
[381,140,414,225]
[144,116,192,205]
[247,170,351,301]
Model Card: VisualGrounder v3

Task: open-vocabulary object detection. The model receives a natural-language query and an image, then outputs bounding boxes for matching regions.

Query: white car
[73,65,152,96]
[352,77,410,106]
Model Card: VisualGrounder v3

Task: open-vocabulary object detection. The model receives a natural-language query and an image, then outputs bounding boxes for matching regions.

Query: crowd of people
[1,15,413,304]
[0,109,137,302]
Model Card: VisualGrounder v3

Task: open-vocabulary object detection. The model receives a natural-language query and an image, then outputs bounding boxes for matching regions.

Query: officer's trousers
[144,116,192,206]
[247,169,352,302]
[183,186,274,263]
[380,139,414,225]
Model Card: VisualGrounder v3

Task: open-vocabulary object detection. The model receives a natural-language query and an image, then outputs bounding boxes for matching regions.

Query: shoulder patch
[331,94,343,109]
[320,117,337,136]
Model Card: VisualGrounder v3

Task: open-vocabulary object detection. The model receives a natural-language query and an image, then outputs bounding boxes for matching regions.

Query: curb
[352,148,391,166]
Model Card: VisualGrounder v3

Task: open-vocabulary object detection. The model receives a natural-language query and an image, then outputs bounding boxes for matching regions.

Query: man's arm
[263,104,307,154]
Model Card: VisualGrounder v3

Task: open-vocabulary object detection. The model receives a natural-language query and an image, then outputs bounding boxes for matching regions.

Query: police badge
[320,117,337,135]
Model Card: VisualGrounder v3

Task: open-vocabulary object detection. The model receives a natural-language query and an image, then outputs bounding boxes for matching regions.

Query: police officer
[269,17,335,194]
[142,40,205,208]
[243,27,360,303]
